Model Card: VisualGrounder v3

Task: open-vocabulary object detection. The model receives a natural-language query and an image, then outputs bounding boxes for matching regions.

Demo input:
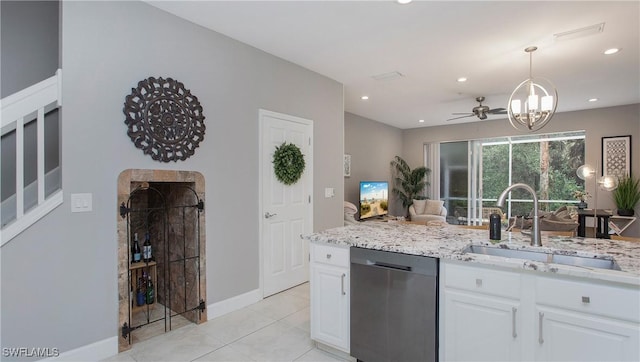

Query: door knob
[264,212,277,219]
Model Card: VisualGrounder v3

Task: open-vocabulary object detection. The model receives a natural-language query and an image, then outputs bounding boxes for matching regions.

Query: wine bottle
[146,275,155,304]
[136,277,145,306]
[143,233,152,262]
[132,233,141,263]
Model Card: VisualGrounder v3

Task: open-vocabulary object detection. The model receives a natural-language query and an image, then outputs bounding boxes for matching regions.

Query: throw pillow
[412,199,427,214]
[425,200,444,215]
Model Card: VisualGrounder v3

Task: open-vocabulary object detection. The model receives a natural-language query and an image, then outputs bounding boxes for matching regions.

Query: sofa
[506,205,578,233]
[409,199,447,223]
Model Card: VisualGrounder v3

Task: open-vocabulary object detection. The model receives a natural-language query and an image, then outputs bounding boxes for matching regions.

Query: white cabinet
[441,262,522,361]
[535,276,640,362]
[310,243,350,352]
[441,260,640,362]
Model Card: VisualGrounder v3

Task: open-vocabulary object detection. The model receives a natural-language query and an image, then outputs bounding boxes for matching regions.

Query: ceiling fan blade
[446,114,474,121]
[451,112,473,115]
[487,108,507,114]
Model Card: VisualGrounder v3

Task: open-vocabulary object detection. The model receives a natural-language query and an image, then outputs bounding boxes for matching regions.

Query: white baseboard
[207,288,262,320]
[42,336,117,361]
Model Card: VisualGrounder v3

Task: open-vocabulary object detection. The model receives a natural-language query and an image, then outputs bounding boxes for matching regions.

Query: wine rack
[129,261,157,314]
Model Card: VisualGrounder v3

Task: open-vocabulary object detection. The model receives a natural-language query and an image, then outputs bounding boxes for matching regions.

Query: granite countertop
[305,222,640,286]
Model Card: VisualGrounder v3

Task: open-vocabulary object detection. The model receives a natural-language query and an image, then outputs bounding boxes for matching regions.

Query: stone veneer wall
[150,182,201,325]
[117,170,206,352]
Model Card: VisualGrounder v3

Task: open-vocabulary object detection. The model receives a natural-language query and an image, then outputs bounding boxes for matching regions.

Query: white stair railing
[1,69,63,245]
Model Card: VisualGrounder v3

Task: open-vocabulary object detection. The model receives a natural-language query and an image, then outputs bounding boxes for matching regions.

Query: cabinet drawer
[536,277,640,322]
[444,262,521,299]
[311,243,350,267]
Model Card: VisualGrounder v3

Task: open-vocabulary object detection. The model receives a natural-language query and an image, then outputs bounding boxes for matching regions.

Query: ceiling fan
[446,96,507,121]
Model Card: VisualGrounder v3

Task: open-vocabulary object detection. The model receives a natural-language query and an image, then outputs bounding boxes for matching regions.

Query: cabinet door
[536,307,640,362]
[310,264,349,352]
[443,290,521,361]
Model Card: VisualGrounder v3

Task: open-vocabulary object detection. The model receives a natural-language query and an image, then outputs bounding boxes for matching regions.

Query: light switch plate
[71,193,93,212]
[324,187,335,198]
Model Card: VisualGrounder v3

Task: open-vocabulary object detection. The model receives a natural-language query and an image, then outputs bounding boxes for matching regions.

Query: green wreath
[273,142,306,185]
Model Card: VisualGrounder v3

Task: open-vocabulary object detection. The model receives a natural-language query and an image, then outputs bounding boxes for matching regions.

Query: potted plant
[613,174,640,216]
[390,156,431,215]
[572,190,591,209]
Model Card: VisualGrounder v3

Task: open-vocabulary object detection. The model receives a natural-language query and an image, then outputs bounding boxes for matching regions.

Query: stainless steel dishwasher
[350,247,438,362]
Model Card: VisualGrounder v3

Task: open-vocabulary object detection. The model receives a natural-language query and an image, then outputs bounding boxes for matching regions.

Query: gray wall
[344,112,403,217]
[401,104,640,237]
[1,0,343,357]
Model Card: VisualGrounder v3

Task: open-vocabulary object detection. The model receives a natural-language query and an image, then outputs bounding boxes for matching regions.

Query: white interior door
[260,110,313,297]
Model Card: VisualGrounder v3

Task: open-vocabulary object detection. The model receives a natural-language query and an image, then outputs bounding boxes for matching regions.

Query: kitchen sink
[462,245,621,271]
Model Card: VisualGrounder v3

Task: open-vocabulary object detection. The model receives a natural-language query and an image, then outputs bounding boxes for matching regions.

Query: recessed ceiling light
[457,77,468,83]
[604,48,620,55]
[397,0,413,4]
[588,98,598,102]
[361,96,369,100]
[418,119,425,123]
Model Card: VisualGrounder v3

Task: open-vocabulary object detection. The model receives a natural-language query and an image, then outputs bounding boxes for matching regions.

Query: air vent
[372,71,404,81]
[554,23,605,41]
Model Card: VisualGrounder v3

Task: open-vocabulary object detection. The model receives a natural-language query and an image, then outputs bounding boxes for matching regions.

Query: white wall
[1,1,343,357]
[344,112,403,216]
[402,104,640,236]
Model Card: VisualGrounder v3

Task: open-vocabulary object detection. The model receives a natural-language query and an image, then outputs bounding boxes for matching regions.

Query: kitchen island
[305,221,640,284]
[305,222,640,361]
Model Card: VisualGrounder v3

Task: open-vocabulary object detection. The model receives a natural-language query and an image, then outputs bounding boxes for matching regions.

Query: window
[434,131,586,224]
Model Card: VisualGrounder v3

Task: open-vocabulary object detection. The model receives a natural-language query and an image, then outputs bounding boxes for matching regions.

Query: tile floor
[104,283,348,362]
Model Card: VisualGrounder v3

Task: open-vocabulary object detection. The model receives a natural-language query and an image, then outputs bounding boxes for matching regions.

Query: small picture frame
[601,135,631,177]
[344,154,351,177]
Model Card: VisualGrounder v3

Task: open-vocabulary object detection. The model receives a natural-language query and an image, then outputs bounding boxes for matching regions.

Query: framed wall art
[344,154,351,177]
[601,135,631,177]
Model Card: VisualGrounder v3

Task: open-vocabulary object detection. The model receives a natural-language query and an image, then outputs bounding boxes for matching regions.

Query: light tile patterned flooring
[104,283,347,362]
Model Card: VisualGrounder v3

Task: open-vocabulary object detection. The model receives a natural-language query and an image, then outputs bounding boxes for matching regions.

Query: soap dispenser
[489,213,501,241]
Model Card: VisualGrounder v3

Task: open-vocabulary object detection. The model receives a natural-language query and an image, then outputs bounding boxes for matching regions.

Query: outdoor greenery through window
[438,131,586,224]
[482,131,586,218]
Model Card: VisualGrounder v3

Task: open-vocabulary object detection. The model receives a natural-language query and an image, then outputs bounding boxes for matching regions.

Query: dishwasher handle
[366,260,412,272]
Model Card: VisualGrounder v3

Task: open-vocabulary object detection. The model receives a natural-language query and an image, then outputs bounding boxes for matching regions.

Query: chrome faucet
[496,183,542,246]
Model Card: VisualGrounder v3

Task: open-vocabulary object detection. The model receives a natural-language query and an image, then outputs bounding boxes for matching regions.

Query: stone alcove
[117,169,207,352]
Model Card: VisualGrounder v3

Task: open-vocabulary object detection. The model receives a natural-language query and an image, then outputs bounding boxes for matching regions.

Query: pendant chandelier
[508,46,558,132]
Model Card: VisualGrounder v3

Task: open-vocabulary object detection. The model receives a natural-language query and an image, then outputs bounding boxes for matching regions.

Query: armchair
[409,199,447,224]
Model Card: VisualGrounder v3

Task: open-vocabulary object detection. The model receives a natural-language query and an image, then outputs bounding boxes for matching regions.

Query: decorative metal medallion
[123,77,205,162]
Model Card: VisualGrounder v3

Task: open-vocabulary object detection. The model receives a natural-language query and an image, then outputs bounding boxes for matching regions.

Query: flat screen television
[359,181,389,220]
